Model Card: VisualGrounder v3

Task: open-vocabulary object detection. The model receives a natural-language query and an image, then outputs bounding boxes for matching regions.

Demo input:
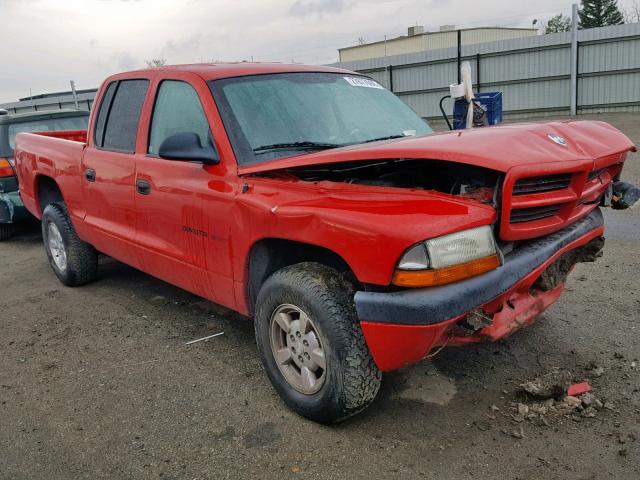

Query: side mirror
[158,132,219,165]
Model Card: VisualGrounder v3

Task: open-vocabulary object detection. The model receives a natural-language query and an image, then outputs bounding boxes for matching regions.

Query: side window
[93,81,117,148]
[148,80,212,155]
[94,79,149,152]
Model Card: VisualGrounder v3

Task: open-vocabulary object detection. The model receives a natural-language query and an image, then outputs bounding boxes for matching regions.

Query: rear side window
[93,82,117,148]
[148,80,211,155]
[93,79,149,152]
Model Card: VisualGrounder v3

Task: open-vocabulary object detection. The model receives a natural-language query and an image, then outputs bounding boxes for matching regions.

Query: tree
[145,58,167,68]
[544,14,572,33]
[623,1,640,22]
[579,0,624,29]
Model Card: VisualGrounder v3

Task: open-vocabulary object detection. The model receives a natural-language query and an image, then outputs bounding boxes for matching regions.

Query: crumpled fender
[236,177,496,286]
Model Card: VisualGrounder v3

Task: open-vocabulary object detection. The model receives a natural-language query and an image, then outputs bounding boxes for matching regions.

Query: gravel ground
[1,113,639,480]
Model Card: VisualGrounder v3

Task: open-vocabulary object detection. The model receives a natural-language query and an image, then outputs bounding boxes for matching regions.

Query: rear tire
[42,203,98,286]
[254,262,381,423]
[0,224,14,241]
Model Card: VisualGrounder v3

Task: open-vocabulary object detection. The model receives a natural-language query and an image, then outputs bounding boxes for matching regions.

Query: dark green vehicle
[0,108,90,240]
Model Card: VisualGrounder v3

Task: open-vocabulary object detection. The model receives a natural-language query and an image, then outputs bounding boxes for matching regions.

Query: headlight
[393,226,500,287]
[397,243,429,270]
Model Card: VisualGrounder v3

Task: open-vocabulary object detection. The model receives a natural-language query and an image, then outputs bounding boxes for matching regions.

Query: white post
[570,3,578,116]
[70,80,79,110]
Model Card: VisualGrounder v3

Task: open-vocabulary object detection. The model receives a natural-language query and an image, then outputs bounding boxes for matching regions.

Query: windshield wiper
[363,134,407,143]
[253,141,343,153]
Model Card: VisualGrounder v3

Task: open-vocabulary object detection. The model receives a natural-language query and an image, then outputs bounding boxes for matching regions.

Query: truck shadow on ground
[88,251,575,430]
[7,223,583,431]
[4,218,42,243]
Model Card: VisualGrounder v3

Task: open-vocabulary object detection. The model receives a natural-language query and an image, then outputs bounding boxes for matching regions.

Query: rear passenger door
[82,79,149,266]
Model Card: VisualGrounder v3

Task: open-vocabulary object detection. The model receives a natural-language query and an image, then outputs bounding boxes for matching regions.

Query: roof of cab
[0,108,89,125]
[114,62,355,82]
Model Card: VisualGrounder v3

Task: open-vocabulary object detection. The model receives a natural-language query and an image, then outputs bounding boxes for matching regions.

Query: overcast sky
[0,0,637,103]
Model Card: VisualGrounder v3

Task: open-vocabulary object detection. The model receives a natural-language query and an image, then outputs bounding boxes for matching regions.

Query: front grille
[587,168,605,181]
[513,174,572,195]
[510,204,562,223]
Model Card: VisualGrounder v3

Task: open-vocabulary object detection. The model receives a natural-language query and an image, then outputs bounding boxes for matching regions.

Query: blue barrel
[453,92,503,130]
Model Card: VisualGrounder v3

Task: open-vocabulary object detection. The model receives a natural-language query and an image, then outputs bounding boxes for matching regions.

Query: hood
[238,120,636,175]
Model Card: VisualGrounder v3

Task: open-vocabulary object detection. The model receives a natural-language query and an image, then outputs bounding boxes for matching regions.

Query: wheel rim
[269,304,327,395]
[47,222,67,271]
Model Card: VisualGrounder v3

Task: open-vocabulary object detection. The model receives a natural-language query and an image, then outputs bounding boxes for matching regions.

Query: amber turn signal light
[392,254,500,288]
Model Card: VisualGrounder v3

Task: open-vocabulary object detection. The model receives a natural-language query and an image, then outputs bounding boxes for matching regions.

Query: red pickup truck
[14,64,635,422]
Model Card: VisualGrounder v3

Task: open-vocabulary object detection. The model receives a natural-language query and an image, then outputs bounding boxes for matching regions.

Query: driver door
[134,79,213,296]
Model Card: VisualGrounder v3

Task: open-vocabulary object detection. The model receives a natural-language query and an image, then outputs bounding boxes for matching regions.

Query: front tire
[255,262,381,423]
[42,203,98,286]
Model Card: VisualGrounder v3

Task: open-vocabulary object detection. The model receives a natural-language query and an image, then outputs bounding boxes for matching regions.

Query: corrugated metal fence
[331,23,640,120]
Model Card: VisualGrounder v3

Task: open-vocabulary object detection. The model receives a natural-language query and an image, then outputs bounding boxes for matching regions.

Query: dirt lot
[1,113,639,480]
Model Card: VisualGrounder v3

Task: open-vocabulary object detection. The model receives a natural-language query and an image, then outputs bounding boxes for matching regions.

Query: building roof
[338,26,539,52]
[0,109,89,125]
[18,88,98,102]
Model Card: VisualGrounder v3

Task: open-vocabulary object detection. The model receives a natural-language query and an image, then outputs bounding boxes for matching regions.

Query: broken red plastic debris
[567,382,592,397]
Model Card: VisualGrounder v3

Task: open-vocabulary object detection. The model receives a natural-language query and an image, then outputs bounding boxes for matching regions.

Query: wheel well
[247,238,355,314]
[36,176,64,213]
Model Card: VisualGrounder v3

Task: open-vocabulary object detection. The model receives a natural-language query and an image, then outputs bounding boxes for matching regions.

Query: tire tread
[255,262,381,423]
[42,202,98,286]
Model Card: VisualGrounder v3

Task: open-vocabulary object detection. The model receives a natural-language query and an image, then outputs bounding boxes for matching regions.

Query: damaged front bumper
[355,208,605,371]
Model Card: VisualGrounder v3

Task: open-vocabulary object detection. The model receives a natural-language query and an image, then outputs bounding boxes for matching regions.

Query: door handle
[85,168,96,182]
[136,179,151,195]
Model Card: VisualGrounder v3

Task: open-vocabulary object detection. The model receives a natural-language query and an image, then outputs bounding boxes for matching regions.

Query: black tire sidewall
[255,265,367,423]
[41,204,72,284]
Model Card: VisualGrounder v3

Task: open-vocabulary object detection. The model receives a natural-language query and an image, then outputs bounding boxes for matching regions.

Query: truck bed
[14,130,88,221]
[33,129,88,143]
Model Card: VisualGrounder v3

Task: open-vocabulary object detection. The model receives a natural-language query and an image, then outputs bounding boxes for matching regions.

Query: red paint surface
[361,226,604,371]
[567,382,592,397]
[13,64,636,368]
[34,130,87,143]
[360,318,462,372]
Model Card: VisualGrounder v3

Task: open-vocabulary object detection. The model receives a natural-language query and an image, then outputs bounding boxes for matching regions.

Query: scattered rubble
[511,426,525,439]
[563,396,582,409]
[516,403,529,416]
[580,392,603,409]
[567,382,591,397]
[520,368,574,399]
[490,368,615,433]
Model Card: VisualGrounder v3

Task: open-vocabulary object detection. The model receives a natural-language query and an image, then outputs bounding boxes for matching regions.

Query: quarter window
[148,81,212,155]
[94,79,149,152]
[93,81,116,148]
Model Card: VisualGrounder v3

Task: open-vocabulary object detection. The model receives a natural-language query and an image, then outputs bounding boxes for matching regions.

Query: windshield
[8,115,89,149]
[209,72,432,165]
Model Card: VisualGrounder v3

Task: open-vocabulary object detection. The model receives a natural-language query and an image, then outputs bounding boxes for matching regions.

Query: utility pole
[70,80,79,110]
[570,3,578,116]
[457,29,462,84]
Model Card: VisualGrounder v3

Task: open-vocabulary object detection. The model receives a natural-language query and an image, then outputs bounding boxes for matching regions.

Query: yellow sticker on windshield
[343,77,384,89]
